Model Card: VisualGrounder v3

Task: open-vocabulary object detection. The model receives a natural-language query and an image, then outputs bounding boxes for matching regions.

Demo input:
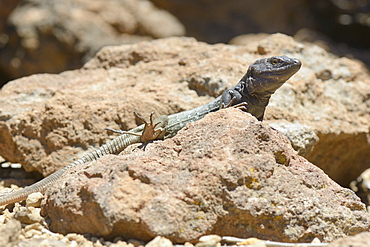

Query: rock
[194,242,218,247]
[0,0,184,81]
[15,238,69,247]
[328,232,370,247]
[14,206,44,224]
[196,235,222,247]
[198,235,221,244]
[146,236,173,247]
[1,1,368,89]
[229,33,270,46]
[151,1,370,67]
[294,28,370,69]
[268,121,319,157]
[0,219,21,246]
[1,33,370,191]
[26,192,44,208]
[42,109,370,244]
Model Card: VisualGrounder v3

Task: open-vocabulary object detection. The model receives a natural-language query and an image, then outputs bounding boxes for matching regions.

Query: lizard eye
[271,59,278,65]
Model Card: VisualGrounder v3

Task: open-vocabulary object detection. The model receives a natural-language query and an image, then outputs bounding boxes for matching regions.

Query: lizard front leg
[220,88,248,111]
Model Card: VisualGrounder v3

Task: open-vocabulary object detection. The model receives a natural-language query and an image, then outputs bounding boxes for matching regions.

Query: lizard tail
[0,166,69,206]
[0,134,141,206]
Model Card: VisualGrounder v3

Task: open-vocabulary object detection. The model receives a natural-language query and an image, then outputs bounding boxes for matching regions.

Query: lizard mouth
[272,58,301,75]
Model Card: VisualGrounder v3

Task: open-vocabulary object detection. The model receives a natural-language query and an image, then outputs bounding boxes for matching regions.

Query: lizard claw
[232,102,248,111]
[220,96,248,111]
[148,111,164,130]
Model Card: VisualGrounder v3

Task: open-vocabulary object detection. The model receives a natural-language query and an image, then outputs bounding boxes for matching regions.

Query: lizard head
[244,55,301,96]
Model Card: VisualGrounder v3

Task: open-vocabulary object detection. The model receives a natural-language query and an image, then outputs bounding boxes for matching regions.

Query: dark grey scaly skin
[219,56,302,121]
[0,56,301,206]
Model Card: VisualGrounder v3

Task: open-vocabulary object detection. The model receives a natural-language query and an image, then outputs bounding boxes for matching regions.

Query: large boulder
[42,109,370,243]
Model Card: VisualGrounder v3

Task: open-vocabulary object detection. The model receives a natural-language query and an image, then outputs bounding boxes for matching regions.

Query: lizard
[163,55,301,137]
[0,55,301,206]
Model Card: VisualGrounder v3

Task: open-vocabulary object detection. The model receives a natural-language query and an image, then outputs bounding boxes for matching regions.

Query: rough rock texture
[0,0,184,83]
[42,109,370,243]
[0,219,22,246]
[269,121,319,157]
[0,34,369,186]
[0,205,112,247]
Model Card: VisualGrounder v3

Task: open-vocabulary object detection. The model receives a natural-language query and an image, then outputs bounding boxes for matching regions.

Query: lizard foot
[220,96,236,109]
[231,102,248,111]
[105,112,168,142]
[135,111,168,142]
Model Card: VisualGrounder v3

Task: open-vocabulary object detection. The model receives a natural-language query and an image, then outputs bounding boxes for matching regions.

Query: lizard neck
[164,96,222,139]
[243,77,273,104]
[241,76,278,120]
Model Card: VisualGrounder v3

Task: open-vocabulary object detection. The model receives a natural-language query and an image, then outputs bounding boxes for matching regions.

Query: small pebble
[145,236,173,247]
[24,228,42,238]
[198,235,221,243]
[311,237,321,243]
[26,192,44,208]
[194,241,219,247]
[11,163,22,168]
[14,206,43,224]
[24,223,43,231]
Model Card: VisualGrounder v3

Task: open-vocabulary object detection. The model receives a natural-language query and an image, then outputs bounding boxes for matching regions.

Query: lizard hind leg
[134,111,168,142]
[104,111,168,142]
[103,111,157,136]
